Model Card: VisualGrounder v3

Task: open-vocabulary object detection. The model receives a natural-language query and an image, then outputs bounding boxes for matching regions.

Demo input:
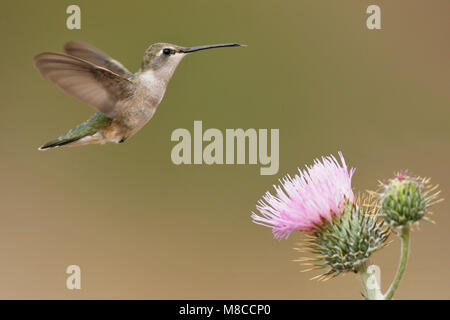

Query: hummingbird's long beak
[179,43,242,53]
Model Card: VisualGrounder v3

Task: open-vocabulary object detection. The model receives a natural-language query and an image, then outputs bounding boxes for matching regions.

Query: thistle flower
[251,153,390,281]
[296,197,390,280]
[251,152,355,239]
[378,172,442,228]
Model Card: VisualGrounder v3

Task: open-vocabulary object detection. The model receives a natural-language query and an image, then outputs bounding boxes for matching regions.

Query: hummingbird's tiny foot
[119,137,127,143]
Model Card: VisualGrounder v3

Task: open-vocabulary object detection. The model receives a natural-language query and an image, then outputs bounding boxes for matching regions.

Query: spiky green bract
[379,173,441,228]
[296,200,389,281]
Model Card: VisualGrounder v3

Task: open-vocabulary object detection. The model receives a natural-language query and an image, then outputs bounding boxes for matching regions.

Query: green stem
[384,226,410,300]
[357,261,383,300]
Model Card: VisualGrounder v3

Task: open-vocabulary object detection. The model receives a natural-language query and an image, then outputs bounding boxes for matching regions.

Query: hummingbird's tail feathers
[63,41,133,78]
[38,112,112,151]
[38,124,95,150]
[33,52,134,119]
[39,137,83,150]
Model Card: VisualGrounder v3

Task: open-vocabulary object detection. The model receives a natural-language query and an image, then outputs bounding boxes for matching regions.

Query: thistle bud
[296,198,389,280]
[379,172,441,228]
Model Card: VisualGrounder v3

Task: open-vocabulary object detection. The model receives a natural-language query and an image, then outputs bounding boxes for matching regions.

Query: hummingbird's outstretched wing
[63,41,133,78]
[34,53,134,119]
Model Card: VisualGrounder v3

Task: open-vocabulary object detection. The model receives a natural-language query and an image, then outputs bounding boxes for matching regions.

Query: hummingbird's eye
[163,48,172,55]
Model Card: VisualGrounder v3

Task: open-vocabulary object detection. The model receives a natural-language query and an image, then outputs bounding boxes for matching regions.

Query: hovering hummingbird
[34,41,242,150]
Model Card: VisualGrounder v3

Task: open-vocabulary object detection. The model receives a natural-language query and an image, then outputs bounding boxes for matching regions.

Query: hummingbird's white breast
[106,53,185,141]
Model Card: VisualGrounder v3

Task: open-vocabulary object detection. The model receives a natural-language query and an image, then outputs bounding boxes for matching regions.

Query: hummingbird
[34,41,242,150]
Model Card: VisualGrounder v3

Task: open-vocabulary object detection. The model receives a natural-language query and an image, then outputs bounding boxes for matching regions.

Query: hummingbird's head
[141,43,184,74]
[140,42,243,81]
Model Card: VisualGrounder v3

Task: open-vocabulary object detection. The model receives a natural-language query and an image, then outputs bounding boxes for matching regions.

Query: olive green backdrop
[1,0,449,299]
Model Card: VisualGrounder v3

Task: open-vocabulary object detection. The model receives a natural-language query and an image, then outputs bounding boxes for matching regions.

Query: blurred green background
[0,0,449,299]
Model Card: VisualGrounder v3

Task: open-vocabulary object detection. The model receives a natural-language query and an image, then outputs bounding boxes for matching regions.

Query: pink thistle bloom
[251,152,355,239]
